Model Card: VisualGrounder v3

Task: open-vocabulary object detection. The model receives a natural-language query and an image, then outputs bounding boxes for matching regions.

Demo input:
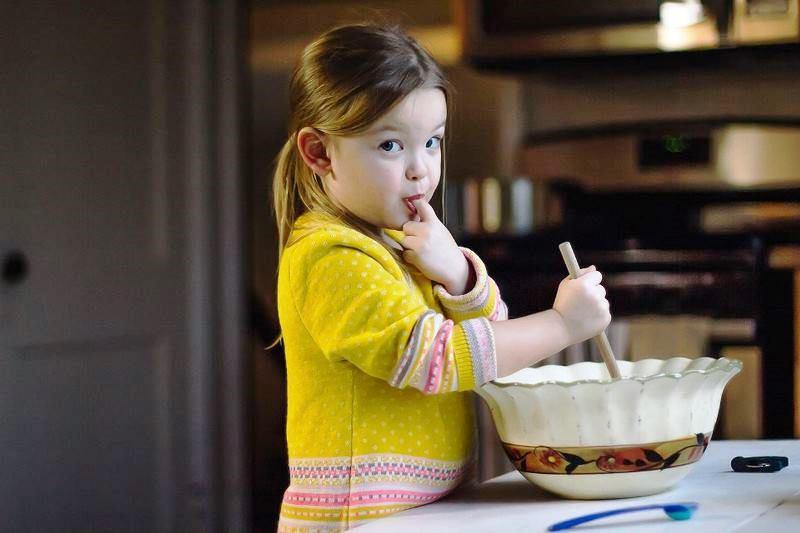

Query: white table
[359,440,800,532]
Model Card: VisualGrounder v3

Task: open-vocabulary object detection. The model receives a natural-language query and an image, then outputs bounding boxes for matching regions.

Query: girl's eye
[379,140,402,153]
[426,136,442,149]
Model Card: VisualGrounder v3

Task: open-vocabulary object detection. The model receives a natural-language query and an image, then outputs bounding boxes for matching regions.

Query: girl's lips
[404,194,424,215]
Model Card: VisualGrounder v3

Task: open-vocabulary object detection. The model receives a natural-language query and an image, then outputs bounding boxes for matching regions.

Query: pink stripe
[425,320,453,393]
[425,335,444,393]
[284,489,445,508]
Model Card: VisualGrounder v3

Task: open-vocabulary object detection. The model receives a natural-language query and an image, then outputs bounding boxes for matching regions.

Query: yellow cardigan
[278,212,507,532]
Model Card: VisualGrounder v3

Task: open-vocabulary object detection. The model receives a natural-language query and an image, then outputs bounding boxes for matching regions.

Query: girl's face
[324,87,446,230]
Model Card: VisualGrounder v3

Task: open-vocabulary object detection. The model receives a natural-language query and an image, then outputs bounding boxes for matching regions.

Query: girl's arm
[492,266,610,378]
[290,226,607,392]
[401,198,609,378]
[288,232,496,394]
[492,309,571,378]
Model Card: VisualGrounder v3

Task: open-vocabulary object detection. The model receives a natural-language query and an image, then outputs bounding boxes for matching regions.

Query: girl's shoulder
[284,211,394,270]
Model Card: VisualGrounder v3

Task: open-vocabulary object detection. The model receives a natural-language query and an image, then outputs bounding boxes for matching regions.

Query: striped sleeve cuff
[435,248,507,322]
[435,248,491,314]
[389,312,497,394]
[452,317,497,389]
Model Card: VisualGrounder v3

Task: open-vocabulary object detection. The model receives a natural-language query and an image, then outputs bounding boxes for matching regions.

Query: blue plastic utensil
[547,502,699,531]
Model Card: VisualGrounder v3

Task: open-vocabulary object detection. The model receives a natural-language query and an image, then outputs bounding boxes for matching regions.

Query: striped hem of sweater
[279,454,472,532]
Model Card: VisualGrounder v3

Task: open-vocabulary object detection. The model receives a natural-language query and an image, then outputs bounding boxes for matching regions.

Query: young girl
[273,23,610,532]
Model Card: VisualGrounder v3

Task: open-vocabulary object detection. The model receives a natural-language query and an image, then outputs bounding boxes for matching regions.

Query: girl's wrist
[550,307,578,348]
[442,253,472,295]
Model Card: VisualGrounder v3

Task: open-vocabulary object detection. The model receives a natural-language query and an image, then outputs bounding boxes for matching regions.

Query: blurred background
[3,1,800,532]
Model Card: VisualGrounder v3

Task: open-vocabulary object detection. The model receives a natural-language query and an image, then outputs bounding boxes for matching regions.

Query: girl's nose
[405,155,427,181]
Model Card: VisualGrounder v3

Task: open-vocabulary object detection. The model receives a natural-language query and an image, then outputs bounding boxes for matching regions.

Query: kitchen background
[250,1,800,530]
[4,1,798,531]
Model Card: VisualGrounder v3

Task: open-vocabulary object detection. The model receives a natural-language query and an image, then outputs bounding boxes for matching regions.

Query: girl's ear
[297,127,331,177]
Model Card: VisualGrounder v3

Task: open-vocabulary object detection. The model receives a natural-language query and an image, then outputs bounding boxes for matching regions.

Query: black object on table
[731,456,788,472]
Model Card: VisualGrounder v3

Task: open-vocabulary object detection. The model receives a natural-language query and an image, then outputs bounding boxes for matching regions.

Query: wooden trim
[184,0,216,529]
[148,3,175,530]
[721,346,763,439]
[769,246,800,269]
[795,270,800,438]
[183,0,249,530]
[771,246,800,436]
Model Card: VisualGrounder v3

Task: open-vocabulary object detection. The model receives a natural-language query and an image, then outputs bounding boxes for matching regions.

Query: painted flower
[532,447,567,472]
[596,447,664,472]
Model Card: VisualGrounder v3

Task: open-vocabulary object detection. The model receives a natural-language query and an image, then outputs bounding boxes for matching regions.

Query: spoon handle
[548,502,698,531]
[558,242,621,379]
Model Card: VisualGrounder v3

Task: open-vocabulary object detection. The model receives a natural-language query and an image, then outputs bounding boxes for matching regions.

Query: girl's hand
[552,266,611,345]
[400,198,472,295]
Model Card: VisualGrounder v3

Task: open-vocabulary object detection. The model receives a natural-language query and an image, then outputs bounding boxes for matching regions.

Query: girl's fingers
[412,198,436,222]
[580,271,603,286]
[402,220,423,236]
[561,266,599,285]
[400,235,422,251]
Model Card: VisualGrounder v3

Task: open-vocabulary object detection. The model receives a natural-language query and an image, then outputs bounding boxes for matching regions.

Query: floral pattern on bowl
[503,432,710,475]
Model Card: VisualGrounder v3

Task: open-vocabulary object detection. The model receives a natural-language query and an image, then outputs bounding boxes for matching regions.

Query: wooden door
[0,1,247,531]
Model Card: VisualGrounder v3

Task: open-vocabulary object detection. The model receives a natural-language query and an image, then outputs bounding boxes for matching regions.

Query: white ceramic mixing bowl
[476,356,741,499]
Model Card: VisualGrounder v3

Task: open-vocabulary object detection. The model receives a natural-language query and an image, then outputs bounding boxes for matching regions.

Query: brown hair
[272,23,453,260]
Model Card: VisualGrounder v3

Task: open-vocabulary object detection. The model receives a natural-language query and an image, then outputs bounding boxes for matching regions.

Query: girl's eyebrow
[370,124,402,134]
[370,121,446,135]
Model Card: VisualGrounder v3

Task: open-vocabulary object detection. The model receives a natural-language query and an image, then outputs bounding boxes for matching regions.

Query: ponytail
[272,132,312,257]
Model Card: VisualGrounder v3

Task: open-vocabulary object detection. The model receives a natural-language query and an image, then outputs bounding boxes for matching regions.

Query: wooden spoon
[559,242,622,379]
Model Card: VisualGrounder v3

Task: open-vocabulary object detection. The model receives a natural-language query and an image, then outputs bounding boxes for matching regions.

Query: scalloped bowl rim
[487,356,743,391]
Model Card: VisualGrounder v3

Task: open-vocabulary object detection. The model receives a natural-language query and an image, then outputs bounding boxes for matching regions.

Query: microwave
[458,0,800,63]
